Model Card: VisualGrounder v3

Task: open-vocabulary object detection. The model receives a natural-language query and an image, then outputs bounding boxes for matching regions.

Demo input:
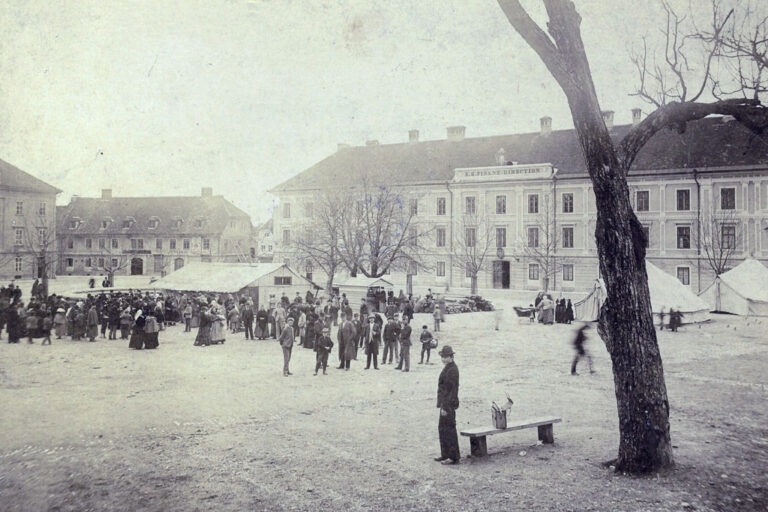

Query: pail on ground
[492,408,507,429]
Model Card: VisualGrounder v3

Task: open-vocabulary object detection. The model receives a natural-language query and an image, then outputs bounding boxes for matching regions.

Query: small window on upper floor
[148,217,160,229]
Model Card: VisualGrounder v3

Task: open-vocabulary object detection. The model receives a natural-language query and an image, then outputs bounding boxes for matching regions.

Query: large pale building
[56,188,254,277]
[0,158,61,279]
[270,113,768,295]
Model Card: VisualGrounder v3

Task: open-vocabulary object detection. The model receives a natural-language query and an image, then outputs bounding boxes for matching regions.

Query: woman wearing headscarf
[129,308,146,349]
[144,309,160,349]
[210,305,226,344]
[53,307,67,339]
[255,305,269,340]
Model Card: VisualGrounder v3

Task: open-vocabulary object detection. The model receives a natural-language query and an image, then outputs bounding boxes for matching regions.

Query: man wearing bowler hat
[435,345,460,464]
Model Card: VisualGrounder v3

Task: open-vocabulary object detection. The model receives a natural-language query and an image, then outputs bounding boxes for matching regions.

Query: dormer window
[173,218,184,228]
[122,217,135,229]
[148,217,160,229]
[194,218,204,228]
[69,218,81,229]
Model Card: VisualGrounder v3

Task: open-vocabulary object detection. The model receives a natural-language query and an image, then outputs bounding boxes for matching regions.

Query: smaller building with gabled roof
[56,187,254,278]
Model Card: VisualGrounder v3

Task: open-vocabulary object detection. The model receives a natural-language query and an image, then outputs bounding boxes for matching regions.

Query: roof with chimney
[57,192,251,236]
[0,158,61,194]
[272,116,768,192]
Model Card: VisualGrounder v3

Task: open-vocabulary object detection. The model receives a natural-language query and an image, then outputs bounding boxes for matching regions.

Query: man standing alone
[395,318,412,372]
[279,317,295,376]
[435,345,460,464]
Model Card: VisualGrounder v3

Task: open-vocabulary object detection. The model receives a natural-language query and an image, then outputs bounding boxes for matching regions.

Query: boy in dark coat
[314,327,334,375]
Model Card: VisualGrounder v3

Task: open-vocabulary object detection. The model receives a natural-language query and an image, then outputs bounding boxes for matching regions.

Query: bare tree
[515,195,570,291]
[337,181,432,279]
[22,214,59,298]
[97,244,130,287]
[495,0,768,473]
[291,191,346,292]
[694,208,744,276]
[452,213,497,295]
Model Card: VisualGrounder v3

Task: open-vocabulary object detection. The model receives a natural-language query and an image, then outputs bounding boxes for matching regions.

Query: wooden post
[538,424,554,444]
[469,436,488,457]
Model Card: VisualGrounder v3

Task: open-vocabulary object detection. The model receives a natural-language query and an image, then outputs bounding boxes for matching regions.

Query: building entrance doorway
[174,257,185,271]
[492,260,510,289]
[130,257,144,275]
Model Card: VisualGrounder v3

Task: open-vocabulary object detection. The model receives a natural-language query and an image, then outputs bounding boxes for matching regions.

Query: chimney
[408,129,419,143]
[495,148,506,166]
[365,140,379,146]
[601,110,614,130]
[201,187,213,198]
[101,189,112,200]
[337,143,350,152]
[540,116,552,135]
[446,125,466,141]
[631,108,642,125]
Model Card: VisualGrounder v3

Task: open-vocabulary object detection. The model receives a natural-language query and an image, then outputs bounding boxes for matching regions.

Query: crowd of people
[531,292,574,325]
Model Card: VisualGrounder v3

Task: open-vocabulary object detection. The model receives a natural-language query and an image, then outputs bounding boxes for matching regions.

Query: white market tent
[150,262,316,310]
[337,276,394,308]
[574,261,711,323]
[698,258,768,316]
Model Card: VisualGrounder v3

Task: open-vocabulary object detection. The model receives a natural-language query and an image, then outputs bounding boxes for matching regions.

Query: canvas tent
[337,276,394,311]
[574,261,710,323]
[698,259,768,316]
[150,262,316,310]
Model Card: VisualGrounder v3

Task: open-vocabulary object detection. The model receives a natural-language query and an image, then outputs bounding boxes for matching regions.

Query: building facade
[0,158,61,279]
[270,114,768,295]
[56,188,254,277]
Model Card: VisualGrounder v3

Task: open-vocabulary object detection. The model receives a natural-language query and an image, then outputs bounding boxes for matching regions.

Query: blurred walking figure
[669,308,683,332]
[570,323,594,376]
[658,306,666,331]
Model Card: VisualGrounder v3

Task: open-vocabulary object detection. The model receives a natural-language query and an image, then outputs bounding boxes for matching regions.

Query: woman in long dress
[129,310,146,349]
[194,306,213,346]
[210,307,226,344]
[86,305,99,341]
[255,306,268,339]
[144,311,159,349]
[53,308,67,339]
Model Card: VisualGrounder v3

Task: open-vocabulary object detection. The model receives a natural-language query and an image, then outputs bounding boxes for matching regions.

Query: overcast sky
[0,1,717,224]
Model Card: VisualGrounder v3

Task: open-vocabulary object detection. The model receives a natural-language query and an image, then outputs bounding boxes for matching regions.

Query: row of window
[282,187,740,221]
[278,222,737,252]
[14,202,47,216]
[635,187,736,212]
[69,217,211,230]
[63,238,209,250]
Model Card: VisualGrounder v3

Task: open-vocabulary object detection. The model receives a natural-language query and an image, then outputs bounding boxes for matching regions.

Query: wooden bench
[460,416,562,457]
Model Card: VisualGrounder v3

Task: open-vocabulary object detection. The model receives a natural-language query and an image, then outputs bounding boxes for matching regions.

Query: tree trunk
[575,113,673,473]
[470,275,477,295]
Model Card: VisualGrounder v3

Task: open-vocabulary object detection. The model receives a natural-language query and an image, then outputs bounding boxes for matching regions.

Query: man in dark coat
[395,318,412,372]
[361,316,380,370]
[435,345,460,464]
[382,317,400,364]
[241,302,255,340]
[279,317,295,376]
[337,314,357,370]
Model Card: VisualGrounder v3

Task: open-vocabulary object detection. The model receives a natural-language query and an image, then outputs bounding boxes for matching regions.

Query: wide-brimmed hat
[439,345,455,357]
[56,308,65,313]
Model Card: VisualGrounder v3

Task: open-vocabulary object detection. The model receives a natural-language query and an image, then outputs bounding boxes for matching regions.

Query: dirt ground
[0,311,766,511]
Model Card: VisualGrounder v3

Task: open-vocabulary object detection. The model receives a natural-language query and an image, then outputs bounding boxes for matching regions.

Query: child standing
[433,305,441,332]
[314,327,334,375]
[570,323,594,375]
[419,325,434,364]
